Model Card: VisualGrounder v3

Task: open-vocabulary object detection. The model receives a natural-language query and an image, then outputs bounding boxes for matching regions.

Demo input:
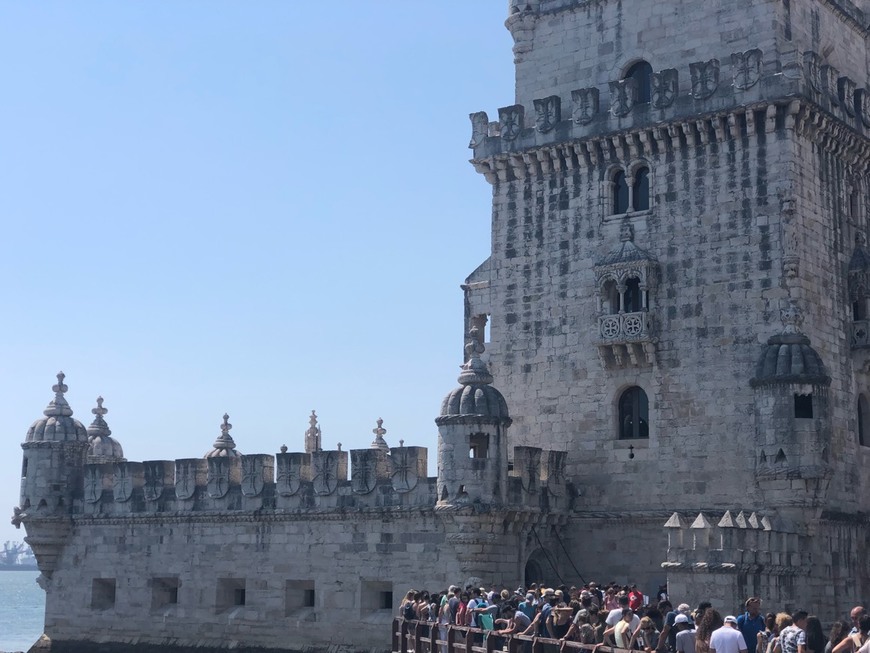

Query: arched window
[613,170,629,214]
[603,279,620,314]
[624,61,653,104]
[633,167,650,211]
[624,278,642,313]
[619,386,649,439]
[859,394,870,446]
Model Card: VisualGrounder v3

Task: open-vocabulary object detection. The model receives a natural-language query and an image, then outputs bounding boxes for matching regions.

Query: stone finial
[44,371,74,418]
[370,418,389,452]
[619,220,634,243]
[458,326,493,386]
[337,442,342,452]
[87,396,111,438]
[280,444,288,454]
[399,439,404,448]
[780,299,804,334]
[210,413,238,452]
[304,410,322,454]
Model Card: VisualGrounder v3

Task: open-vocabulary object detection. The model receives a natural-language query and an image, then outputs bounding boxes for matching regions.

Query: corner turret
[19,372,90,515]
[436,327,511,506]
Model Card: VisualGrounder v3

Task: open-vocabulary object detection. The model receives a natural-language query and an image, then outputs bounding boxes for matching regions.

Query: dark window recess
[21,458,27,478]
[613,171,629,214]
[234,588,246,606]
[854,301,864,321]
[380,591,394,610]
[619,387,650,439]
[633,167,650,211]
[624,278,642,312]
[858,395,869,447]
[624,61,653,104]
[303,589,315,608]
[794,394,813,419]
[469,433,489,459]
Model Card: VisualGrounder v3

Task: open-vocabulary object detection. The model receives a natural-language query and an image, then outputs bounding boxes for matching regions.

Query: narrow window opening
[619,387,650,439]
[613,171,629,214]
[794,394,814,419]
[854,301,864,321]
[285,580,315,615]
[360,580,394,615]
[624,61,653,104]
[151,577,180,609]
[632,167,650,211]
[624,278,642,313]
[858,394,869,446]
[21,458,28,479]
[469,433,489,459]
[850,190,859,218]
[604,280,620,314]
[216,578,246,613]
[380,591,394,610]
[91,578,117,611]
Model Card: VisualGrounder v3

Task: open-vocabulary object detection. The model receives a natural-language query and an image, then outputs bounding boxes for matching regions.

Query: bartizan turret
[19,372,90,515]
[436,327,511,506]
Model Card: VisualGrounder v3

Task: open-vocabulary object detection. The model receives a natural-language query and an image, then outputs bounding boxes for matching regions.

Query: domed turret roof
[87,397,125,462]
[26,372,89,443]
[437,329,511,425]
[750,303,830,387]
[204,413,242,458]
[751,333,830,387]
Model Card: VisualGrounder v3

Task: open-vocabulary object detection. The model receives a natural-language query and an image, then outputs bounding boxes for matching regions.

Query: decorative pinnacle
[211,413,237,451]
[458,326,494,386]
[87,396,111,438]
[44,371,73,417]
[619,220,634,243]
[371,418,389,452]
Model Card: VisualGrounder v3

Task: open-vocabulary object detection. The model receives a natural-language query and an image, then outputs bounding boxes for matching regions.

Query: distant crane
[1,541,28,566]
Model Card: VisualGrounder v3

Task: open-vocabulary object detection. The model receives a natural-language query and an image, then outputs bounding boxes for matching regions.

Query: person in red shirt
[629,585,644,612]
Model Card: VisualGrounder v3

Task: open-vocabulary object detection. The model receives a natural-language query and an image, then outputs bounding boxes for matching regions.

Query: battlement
[469,47,868,178]
[72,443,569,517]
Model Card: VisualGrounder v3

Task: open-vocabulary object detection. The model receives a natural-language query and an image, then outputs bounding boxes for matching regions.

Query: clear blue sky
[0,1,515,545]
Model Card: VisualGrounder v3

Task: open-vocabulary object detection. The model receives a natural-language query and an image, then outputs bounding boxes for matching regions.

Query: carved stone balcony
[852,320,870,348]
[596,311,655,368]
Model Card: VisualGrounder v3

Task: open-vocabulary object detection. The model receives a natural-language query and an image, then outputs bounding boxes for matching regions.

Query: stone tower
[465,0,869,617]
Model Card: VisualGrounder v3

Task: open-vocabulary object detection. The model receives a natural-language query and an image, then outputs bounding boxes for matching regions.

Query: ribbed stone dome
[440,384,510,419]
[436,328,511,424]
[751,333,830,387]
[26,372,88,443]
[204,413,242,458]
[87,397,125,462]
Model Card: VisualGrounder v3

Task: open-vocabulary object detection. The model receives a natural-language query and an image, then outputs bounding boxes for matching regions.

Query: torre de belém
[12,1,870,652]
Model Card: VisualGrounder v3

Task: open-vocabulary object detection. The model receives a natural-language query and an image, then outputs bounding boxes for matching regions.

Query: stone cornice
[471,97,869,184]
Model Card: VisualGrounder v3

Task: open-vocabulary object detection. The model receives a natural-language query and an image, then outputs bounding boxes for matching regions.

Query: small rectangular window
[21,458,28,478]
[360,580,394,615]
[285,580,315,615]
[151,577,180,609]
[469,433,489,459]
[91,578,116,610]
[794,394,813,419]
[216,578,246,612]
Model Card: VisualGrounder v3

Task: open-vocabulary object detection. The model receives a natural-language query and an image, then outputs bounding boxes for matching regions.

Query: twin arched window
[612,166,650,215]
[619,386,649,440]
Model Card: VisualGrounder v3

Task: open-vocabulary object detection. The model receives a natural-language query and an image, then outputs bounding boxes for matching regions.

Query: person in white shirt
[710,616,749,653]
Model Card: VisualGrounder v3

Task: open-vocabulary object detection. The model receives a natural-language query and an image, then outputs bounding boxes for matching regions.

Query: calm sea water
[0,570,44,652]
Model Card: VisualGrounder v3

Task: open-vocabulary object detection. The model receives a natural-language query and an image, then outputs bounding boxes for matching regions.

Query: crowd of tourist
[399,583,870,653]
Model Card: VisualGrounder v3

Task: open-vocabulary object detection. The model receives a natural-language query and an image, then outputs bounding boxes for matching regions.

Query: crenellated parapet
[468,48,869,184]
[662,509,810,611]
[78,444,438,515]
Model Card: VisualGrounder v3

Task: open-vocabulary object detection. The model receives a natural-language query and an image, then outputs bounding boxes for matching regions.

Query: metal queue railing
[392,619,632,653]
